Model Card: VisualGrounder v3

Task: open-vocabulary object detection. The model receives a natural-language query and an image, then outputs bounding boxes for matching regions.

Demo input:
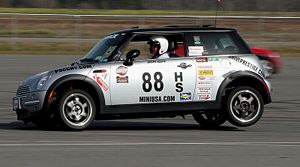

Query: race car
[251,47,282,78]
[13,25,272,130]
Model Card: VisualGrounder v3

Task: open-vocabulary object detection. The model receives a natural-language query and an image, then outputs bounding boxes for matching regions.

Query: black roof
[110,25,236,35]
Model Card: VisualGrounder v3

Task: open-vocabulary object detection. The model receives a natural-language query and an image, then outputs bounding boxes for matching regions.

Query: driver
[147,36,170,59]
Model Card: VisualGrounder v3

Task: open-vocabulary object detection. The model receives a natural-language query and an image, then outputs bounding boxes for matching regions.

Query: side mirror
[123,49,140,66]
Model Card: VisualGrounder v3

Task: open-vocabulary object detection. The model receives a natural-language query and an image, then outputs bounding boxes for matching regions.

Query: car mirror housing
[123,49,140,66]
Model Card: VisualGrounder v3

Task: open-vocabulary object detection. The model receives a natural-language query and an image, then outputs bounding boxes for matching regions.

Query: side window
[120,34,185,61]
[185,32,250,56]
[185,34,208,56]
[121,41,151,60]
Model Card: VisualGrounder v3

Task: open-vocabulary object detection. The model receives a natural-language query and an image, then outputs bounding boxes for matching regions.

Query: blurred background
[0,0,299,57]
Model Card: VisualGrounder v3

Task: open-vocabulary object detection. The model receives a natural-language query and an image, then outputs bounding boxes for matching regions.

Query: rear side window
[185,32,251,56]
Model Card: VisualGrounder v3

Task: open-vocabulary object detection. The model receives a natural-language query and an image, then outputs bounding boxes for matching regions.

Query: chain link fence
[0,13,299,56]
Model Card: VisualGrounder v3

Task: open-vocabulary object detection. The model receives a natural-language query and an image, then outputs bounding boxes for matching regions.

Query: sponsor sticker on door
[180,92,192,101]
[116,66,128,76]
[198,70,214,76]
[117,76,128,83]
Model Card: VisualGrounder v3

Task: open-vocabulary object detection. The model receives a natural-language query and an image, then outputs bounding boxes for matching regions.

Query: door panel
[110,58,196,105]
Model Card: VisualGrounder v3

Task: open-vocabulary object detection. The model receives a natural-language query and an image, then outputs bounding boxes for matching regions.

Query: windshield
[83,33,126,62]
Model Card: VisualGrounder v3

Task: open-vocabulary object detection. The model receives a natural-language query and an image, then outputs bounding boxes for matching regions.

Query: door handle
[177,62,192,69]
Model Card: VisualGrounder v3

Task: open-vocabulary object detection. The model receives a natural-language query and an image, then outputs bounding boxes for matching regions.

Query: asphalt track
[0,55,300,167]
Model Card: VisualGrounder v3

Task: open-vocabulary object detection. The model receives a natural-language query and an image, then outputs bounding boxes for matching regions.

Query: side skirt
[96,101,221,120]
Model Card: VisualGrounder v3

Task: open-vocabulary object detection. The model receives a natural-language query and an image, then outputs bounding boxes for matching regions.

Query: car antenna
[214,0,223,27]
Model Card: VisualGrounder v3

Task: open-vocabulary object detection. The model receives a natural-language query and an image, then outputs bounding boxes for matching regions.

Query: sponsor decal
[188,46,204,56]
[196,57,208,62]
[147,59,166,63]
[198,76,207,80]
[197,81,212,85]
[198,94,212,101]
[139,96,175,103]
[197,87,212,94]
[116,66,128,76]
[180,92,192,101]
[198,75,215,80]
[93,74,109,91]
[177,62,192,69]
[208,57,219,62]
[198,70,214,76]
[198,65,213,69]
[116,76,128,83]
[54,65,92,73]
[229,56,265,77]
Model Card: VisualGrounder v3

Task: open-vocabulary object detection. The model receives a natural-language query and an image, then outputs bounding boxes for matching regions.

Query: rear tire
[58,89,96,130]
[193,110,227,127]
[226,86,264,127]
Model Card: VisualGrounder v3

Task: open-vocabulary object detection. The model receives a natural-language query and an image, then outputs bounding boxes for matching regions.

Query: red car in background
[251,48,282,78]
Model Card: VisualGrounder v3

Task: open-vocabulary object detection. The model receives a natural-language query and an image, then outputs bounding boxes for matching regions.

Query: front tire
[226,86,264,127]
[193,110,227,128]
[58,89,96,130]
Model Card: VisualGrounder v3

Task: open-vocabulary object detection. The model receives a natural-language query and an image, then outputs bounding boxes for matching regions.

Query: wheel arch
[44,74,105,117]
[217,71,271,105]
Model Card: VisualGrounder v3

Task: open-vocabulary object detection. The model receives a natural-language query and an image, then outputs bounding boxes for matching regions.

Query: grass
[0,29,55,37]
[0,7,300,17]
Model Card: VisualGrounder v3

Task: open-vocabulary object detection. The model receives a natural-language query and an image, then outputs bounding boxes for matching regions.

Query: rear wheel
[226,86,264,127]
[58,89,96,130]
[193,110,227,127]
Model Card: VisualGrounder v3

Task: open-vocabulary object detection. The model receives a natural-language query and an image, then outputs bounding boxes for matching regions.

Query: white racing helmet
[149,36,169,55]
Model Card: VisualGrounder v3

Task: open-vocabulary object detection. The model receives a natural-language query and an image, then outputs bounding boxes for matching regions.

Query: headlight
[36,72,51,90]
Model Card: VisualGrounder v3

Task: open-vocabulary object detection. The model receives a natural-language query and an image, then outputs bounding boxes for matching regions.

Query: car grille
[17,86,30,96]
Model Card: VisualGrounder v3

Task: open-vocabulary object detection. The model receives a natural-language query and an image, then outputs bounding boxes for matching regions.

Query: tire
[260,59,274,78]
[193,110,227,128]
[58,89,96,130]
[226,86,264,127]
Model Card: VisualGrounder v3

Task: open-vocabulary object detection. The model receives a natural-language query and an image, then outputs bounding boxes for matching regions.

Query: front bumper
[13,90,47,120]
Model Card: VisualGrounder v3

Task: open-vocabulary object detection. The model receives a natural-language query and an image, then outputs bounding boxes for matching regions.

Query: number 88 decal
[142,72,164,92]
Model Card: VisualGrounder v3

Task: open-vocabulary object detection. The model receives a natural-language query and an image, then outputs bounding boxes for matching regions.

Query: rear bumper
[13,91,47,120]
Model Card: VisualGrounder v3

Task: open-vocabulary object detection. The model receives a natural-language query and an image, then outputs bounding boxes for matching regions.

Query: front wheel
[58,89,96,130]
[193,110,227,128]
[226,86,264,127]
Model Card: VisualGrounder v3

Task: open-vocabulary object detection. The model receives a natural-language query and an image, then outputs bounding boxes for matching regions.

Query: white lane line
[0,142,299,147]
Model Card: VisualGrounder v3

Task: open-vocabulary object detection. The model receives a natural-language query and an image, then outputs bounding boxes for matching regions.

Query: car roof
[110,25,236,35]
